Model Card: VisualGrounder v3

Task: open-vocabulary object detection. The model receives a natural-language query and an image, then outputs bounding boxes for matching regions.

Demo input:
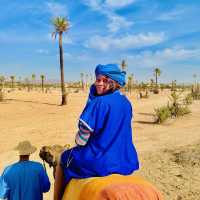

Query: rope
[42,159,47,172]
[66,149,73,168]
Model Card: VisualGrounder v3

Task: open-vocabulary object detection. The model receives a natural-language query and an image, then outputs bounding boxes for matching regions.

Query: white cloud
[77,54,91,61]
[61,53,92,62]
[158,10,184,21]
[126,47,200,68]
[83,0,134,32]
[157,7,186,21]
[84,0,136,10]
[64,53,72,57]
[86,32,166,51]
[56,52,72,59]
[62,36,73,44]
[45,2,67,16]
[154,47,200,60]
[105,0,136,8]
[0,31,48,43]
[36,49,49,54]
[107,14,133,32]
[83,0,103,11]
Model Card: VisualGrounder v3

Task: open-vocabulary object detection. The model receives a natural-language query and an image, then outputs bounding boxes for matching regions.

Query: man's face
[95,75,113,95]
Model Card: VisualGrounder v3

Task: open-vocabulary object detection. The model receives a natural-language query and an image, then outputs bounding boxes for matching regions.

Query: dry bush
[169,91,191,117]
[154,106,171,124]
[139,90,149,99]
[177,106,191,116]
[153,88,159,94]
[73,89,79,93]
[183,93,193,105]
[154,91,191,123]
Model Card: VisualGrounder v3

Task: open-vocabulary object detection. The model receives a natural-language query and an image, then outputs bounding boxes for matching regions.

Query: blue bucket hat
[95,64,126,87]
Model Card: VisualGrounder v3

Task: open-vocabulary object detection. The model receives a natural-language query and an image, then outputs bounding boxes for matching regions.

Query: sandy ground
[0,89,200,200]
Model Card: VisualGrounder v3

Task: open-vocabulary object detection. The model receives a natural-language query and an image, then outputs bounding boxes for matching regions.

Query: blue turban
[95,64,126,86]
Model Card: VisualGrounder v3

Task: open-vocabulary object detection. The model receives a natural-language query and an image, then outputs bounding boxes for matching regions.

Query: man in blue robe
[0,140,50,200]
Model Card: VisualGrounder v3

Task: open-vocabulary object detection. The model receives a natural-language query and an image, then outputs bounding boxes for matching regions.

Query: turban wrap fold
[95,64,126,87]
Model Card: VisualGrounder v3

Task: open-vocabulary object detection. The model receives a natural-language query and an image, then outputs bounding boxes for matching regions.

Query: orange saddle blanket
[62,174,164,200]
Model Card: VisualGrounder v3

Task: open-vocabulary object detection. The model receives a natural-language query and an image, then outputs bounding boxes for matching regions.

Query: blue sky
[0,0,200,83]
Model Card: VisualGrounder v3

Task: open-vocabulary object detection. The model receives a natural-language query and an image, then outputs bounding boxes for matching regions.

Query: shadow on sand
[136,112,156,124]
[138,112,155,117]
[6,98,59,106]
[134,120,156,125]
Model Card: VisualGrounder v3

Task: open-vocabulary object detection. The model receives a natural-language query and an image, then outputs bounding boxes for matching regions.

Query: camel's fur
[39,144,70,177]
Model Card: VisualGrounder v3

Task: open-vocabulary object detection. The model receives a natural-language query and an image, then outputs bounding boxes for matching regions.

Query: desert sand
[0,89,199,200]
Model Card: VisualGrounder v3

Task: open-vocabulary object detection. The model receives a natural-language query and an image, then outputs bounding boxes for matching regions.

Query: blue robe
[0,161,50,200]
[61,89,139,183]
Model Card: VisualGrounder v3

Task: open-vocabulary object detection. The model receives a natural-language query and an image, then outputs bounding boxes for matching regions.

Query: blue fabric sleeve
[0,171,10,199]
[38,165,51,193]
[79,98,109,134]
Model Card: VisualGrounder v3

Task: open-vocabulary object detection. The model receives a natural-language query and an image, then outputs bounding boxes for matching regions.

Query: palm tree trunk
[155,73,158,86]
[59,32,67,105]
[42,79,44,92]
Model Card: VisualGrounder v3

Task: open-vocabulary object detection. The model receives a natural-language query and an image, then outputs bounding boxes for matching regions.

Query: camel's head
[39,144,70,168]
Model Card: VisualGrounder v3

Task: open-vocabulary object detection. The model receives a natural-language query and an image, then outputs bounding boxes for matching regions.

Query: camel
[39,144,70,178]
[39,145,164,200]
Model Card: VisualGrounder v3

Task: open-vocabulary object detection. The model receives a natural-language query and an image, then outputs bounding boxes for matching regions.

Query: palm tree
[0,76,5,91]
[80,73,84,90]
[130,73,134,84]
[154,68,161,86]
[18,76,22,90]
[85,74,89,89]
[193,73,197,87]
[121,60,127,71]
[10,76,15,89]
[171,80,177,91]
[25,78,31,92]
[90,73,93,85]
[150,78,154,91]
[31,74,36,90]
[40,75,45,92]
[52,16,70,105]
[127,75,132,93]
[127,73,134,93]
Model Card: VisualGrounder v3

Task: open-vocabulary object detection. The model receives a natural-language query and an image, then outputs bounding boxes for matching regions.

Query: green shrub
[154,106,171,124]
[183,94,193,105]
[168,103,191,118]
[176,106,191,116]
[168,91,182,117]
[154,91,191,124]
[168,91,191,117]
